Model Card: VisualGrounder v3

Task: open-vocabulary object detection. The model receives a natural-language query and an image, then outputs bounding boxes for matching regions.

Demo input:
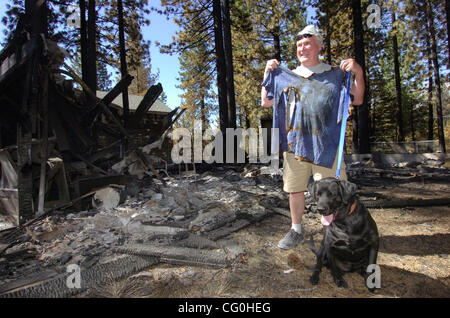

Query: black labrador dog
[307,178,379,290]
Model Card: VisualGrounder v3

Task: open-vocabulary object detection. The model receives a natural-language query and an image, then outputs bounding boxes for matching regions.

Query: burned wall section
[0,22,182,227]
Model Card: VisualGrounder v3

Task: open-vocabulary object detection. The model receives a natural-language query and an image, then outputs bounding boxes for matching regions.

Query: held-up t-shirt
[262,65,348,168]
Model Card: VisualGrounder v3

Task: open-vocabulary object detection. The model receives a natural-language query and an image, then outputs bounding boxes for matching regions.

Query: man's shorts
[282,151,347,193]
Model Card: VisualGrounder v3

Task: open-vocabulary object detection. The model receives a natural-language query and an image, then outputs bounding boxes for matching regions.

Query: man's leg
[278,152,310,250]
[290,191,305,224]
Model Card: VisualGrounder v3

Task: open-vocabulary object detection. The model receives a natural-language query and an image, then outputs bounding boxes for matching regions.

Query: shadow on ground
[380,234,450,256]
[378,264,450,297]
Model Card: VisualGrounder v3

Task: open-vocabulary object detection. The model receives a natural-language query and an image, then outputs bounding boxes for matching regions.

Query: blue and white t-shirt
[262,64,349,168]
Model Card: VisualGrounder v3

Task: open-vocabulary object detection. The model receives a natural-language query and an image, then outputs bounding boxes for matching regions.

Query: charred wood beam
[168,107,186,128]
[70,151,108,175]
[16,126,33,225]
[15,37,42,225]
[131,83,163,125]
[88,138,124,164]
[58,64,130,139]
[0,255,159,297]
[160,107,178,128]
[100,74,134,107]
[94,122,122,139]
[82,74,134,132]
[37,69,49,216]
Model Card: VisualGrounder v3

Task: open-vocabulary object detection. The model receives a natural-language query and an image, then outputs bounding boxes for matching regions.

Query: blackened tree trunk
[117,0,130,127]
[426,0,446,153]
[86,0,97,101]
[391,5,404,142]
[410,102,415,142]
[272,30,282,62]
[222,0,236,129]
[79,0,88,87]
[25,0,47,35]
[212,0,229,134]
[200,93,207,135]
[446,0,450,67]
[352,0,370,153]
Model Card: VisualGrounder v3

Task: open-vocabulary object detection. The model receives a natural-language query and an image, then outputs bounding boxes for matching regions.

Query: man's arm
[340,59,365,105]
[261,86,274,108]
[261,59,280,108]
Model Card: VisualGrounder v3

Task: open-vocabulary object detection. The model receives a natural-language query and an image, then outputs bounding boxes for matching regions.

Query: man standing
[261,25,365,250]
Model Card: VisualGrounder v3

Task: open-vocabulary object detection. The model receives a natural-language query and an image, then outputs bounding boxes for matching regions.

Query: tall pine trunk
[79,0,88,89]
[222,0,236,129]
[200,93,207,135]
[352,0,370,153]
[323,4,332,65]
[86,0,97,104]
[212,0,229,135]
[117,0,130,127]
[410,102,415,142]
[426,0,446,153]
[446,0,450,68]
[391,4,404,143]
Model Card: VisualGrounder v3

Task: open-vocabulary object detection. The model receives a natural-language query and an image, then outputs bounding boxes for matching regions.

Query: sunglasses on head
[297,34,313,41]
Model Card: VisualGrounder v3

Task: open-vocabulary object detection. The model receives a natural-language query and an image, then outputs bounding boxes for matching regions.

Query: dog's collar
[347,201,357,216]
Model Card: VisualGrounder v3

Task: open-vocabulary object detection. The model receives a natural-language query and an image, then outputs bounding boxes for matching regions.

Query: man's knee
[290,191,305,203]
[290,191,305,198]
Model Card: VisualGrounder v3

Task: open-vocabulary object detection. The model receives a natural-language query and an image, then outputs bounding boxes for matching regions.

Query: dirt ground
[87,179,450,298]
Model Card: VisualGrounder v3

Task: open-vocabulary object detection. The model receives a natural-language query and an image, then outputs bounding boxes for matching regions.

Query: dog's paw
[310,273,320,285]
[334,277,348,288]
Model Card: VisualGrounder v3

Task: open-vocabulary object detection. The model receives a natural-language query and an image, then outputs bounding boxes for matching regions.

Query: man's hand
[340,58,362,76]
[264,59,280,79]
[340,59,365,105]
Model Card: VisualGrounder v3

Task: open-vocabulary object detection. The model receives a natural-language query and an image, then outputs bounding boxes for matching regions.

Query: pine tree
[389,0,405,143]
[352,0,370,153]
[175,6,215,133]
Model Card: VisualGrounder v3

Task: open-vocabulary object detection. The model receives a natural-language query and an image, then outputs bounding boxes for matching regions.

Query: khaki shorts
[282,151,347,193]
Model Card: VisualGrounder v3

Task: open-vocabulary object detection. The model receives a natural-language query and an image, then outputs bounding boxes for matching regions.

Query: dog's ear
[338,180,358,204]
[307,181,316,201]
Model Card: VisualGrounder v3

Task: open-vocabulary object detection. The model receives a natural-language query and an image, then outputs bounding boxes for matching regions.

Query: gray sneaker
[277,229,304,250]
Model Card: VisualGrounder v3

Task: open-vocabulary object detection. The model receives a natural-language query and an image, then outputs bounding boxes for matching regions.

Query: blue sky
[144,4,181,110]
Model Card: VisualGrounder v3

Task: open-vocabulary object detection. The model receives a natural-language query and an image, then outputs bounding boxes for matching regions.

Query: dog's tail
[309,235,319,256]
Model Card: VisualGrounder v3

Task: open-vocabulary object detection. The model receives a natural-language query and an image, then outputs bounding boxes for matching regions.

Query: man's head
[296,25,323,67]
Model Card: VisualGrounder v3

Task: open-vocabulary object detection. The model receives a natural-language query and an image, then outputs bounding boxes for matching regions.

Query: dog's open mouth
[321,212,337,226]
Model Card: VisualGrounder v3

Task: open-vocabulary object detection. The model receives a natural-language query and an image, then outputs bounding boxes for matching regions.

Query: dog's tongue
[321,214,335,226]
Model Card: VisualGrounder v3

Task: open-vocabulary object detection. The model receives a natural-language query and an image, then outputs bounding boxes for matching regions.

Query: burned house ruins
[0,15,184,228]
